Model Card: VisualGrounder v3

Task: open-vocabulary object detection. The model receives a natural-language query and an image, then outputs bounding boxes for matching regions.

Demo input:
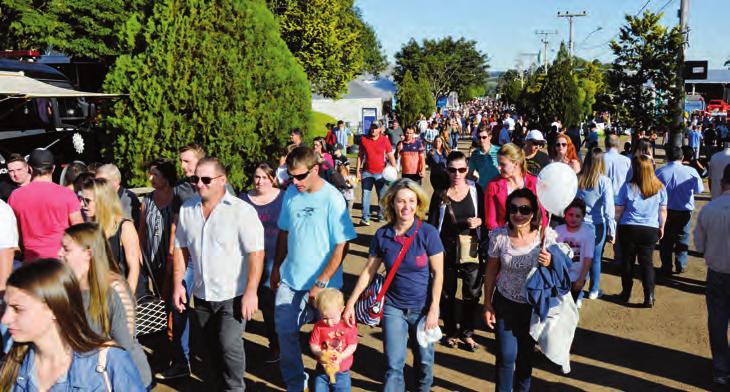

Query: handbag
[135,252,167,336]
[355,220,422,326]
[447,201,479,264]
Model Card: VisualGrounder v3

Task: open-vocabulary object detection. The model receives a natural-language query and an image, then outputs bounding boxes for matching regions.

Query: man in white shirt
[695,164,730,386]
[709,147,730,199]
[0,199,18,351]
[172,157,265,391]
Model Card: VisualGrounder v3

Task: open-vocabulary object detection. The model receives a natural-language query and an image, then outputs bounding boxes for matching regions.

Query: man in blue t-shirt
[468,126,500,190]
[270,146,357,391]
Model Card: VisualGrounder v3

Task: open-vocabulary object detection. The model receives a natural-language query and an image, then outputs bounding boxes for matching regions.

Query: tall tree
[268,0,363,98]
[103,0,311,189]
[609,10,684,134]
[496,69,523,105]
[538,43,581,128]
[0,0,147,61]
[396,70,434,128]
[393,37,489,100]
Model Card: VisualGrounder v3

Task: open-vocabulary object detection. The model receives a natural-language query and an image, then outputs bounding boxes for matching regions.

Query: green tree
[609,10,684,135]
[268,0,363,98]
[496,69,523,105]
[103,0,311,189]
[396,70,434,129]
[538,43,581,128]
[394,37,489,100]
[358,19,388,77]
[0,0,147,61]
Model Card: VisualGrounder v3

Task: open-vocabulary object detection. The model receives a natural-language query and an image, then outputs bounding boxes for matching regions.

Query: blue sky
[355,0,729,71]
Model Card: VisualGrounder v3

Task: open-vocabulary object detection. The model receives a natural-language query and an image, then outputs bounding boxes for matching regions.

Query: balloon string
[541,214,552,250]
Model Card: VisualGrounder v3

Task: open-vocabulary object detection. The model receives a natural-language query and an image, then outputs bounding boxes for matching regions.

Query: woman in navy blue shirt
[616,155,667,307]
[344,178,444,392]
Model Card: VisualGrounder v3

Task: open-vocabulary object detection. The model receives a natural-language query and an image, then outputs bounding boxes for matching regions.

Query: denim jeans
[381,304,434,392]
[361,171,386,222]
[493,291,535,392]
[170,266,193,365]
[275,283,317,392]
[659,210,692,272]
[707,269,730,379]
[587,223,607,296]
[191,296,246,391]
[312,369,351,392]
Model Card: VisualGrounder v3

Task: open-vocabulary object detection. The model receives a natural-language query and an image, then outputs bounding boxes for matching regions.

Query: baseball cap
[27,148,54,169]
[525,130,546,143]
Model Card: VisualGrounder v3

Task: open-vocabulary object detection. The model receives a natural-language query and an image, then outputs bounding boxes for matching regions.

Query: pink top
[9,181,80,261]
[484,173,548,231]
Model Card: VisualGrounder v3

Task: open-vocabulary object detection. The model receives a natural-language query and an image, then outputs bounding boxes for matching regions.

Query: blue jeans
[381,304,434,392]
[170,266,193,364]
[588,223,607,296]
[659,210,692,272]
[313,370,351,392]
[275,283,317,392]
[360,171,386,222]
[707,269,730,379]
[493,291,535,392]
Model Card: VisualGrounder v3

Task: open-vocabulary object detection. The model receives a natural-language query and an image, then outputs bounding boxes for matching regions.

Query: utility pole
[557,11,588,57]
[673,0,690,147]
[535,30,558,73]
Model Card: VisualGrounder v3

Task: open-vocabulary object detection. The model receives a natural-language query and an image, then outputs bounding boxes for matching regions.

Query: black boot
[643,292,655,308]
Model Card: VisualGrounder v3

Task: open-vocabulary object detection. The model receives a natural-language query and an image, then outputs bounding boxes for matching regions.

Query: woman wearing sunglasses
[139,158,180,297]
[484,143,547,231]
[483,188,557,392]
[551,134,581,174]
[428,151,485,352]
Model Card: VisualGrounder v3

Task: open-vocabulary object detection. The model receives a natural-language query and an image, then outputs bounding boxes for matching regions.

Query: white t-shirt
[0,200,18,249]
[555,223,595,282]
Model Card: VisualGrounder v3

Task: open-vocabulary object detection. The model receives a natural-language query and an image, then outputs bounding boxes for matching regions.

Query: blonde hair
[314,288,345,312]
[380,178,430,224]
[497,143,528,175]
[630,155,664,198]
[64,223,121,335]
[82,178,124,238]
[578,150,606,190]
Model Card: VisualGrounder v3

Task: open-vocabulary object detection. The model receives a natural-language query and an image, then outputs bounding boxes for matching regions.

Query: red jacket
[484,173,548,231]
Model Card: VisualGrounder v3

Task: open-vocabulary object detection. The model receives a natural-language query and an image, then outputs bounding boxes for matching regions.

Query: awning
[0,71,122,98]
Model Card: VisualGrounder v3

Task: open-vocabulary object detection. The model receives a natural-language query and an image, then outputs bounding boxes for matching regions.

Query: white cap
[525,130,546,143]
[416,317,443,348]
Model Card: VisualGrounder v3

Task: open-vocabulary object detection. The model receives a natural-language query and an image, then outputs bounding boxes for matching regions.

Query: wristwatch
[314,280,328,289]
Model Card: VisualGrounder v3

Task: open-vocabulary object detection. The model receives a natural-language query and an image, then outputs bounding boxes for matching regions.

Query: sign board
[436,96,448,109]
[683,60,708,80]
[362,108,377,135]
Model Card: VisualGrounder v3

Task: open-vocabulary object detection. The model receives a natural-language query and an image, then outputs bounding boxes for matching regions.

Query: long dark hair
[505,188,542,231]
[0,259,110,389]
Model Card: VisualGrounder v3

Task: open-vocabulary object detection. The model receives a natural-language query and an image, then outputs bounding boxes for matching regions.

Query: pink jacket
[484,173,548,231]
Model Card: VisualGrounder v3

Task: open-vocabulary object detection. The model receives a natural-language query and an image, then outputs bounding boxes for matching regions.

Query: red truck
[706,99,730,116]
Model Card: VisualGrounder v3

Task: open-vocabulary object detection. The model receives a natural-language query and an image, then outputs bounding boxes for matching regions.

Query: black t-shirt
[526,150,550,175]
[0,181,19,202]
[441,193,476,239]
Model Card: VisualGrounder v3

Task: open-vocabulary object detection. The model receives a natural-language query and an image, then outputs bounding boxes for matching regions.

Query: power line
[657,0,677,13]
[576,0,656,52]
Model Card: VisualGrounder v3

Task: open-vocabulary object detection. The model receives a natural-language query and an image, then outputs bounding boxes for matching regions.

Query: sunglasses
[479,136,490,140]
[188,175,223,185]
[287,168,312,181]
[78,195,92,206]
[507,204,534,216]
[556,143,568,147]
[447,167,468,174]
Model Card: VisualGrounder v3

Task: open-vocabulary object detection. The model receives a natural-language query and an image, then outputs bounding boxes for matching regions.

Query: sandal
[442,337,459,348]
[462,337,479,352]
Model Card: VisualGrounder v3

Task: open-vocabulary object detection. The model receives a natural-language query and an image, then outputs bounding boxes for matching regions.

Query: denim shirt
[14,347,145,391]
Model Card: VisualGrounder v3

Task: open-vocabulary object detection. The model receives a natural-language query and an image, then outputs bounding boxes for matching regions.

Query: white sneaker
[588,290,602,300]
[576,298,583,309]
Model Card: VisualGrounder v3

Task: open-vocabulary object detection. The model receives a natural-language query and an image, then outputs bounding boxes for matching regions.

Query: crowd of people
[0,97,729,391]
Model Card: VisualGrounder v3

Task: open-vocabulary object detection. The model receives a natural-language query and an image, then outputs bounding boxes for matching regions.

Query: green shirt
[469,145,500,189]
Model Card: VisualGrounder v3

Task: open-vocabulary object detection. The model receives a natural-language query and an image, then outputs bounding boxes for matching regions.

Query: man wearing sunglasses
[172,157,265,390]
[468,125,500,190]
[270,146,356,391]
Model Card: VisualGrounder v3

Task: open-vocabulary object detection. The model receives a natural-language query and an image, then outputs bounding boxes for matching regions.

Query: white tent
[0,71,120,98]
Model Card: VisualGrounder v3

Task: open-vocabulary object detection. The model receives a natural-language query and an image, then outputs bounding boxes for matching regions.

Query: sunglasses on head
[188,175,223,185]
[447,167,468,174]
[507,204,534,216]
[287,168,312,181]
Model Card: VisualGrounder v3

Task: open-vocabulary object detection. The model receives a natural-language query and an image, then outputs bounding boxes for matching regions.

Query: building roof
[686,69,730,85]
[313,75,396,101]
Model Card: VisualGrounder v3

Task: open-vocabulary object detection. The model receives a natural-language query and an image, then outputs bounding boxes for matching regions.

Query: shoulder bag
[355,220,422,326]
[134,252,167,336]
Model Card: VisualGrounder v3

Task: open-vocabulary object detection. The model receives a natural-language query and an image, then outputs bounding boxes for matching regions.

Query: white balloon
[382,165,398,182]
[536,163,578,217]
